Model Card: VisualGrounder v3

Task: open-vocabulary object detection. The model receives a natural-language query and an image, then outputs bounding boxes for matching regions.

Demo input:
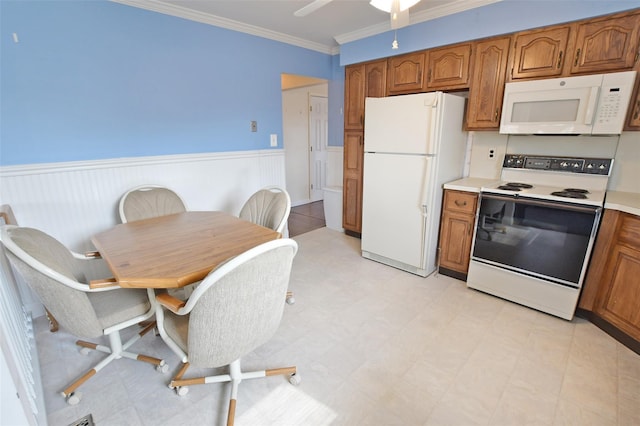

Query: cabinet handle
[418,70,422,82]
[634,100,640,120]
[454,200,467,207]
[557,51,563,69]
[468,223,472,236]
[574,48,581,67]
[494,108,499,122]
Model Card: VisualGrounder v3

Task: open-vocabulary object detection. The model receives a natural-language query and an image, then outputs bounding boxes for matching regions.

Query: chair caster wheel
[289,373,301,386]
[175,386,189,396]
[79,347,91,356]
[156,361,169,373]
[286,296,295,305]
[65,392,81,405]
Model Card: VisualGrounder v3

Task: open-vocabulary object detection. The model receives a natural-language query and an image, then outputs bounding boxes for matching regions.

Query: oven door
[471,193,601,288]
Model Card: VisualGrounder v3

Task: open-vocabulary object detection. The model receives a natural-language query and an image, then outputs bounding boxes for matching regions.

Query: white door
[361,153,434,269]
[309,95,327,201]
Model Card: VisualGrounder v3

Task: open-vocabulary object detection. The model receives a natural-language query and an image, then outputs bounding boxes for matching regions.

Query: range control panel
[503,154,613,175]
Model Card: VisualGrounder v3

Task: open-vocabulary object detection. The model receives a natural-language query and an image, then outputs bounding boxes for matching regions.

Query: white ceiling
[113,0,502,54]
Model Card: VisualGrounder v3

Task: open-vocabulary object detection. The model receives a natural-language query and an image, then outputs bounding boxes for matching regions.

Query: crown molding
[111,0,501,55]
[334,0,503,45]
[111,0,337,55]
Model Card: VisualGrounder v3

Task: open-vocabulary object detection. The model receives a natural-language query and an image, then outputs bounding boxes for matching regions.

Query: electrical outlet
[270,134,277,147]
[250,121,257,132]
[488,148,495,159]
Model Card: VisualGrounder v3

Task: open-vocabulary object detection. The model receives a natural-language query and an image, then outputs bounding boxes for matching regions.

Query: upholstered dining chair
[119,184,187,223]
[154,238,300,426]
[239,186,295,303]
[0,225,167,405]
[239,186,291,234]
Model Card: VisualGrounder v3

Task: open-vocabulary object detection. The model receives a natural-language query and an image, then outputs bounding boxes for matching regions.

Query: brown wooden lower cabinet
[438,190,478,280]
[578,209,640,354]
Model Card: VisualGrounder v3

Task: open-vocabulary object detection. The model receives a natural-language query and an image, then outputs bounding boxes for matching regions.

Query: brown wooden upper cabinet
[344,60,387,131]
[466,36,512,130]
[510,26,572,80]
[426,43,473,90]
[344,65,366,131]
[570,10,640,75]
[365,60,388,99]
[387,51,427,95]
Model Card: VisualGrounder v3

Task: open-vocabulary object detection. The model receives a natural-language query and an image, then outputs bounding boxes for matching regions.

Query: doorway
[281,73,328,206]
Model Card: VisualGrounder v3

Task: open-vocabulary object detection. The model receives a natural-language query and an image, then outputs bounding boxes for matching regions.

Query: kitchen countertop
[604,191,640,216]
[443,177,500,193]
[443,179,640,217]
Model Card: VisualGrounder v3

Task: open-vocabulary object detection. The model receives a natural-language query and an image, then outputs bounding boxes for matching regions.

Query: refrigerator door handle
[419,203,428,269]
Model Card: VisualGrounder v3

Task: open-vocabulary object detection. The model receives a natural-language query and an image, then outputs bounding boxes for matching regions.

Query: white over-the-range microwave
[500,70,637,135]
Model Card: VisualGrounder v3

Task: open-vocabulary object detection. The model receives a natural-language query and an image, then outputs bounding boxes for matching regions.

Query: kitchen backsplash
[467,131,639,193]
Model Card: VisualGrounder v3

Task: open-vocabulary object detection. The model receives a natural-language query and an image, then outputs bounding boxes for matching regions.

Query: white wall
[283,83,329,206]
[608,132,640,193]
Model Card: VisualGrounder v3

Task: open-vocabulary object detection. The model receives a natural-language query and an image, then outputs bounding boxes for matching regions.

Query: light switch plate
[270,134,278,147]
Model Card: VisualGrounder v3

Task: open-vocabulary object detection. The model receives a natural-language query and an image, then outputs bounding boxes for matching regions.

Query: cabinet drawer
[443,190,477,214]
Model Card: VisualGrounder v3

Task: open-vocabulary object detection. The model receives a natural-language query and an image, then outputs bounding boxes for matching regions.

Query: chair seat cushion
[88,289,151,330]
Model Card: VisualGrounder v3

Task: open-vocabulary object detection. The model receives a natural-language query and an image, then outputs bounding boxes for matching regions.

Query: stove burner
[505,182,533,189]
[551,191,588,199]
[563,188,589,194]
[496,182,533,191]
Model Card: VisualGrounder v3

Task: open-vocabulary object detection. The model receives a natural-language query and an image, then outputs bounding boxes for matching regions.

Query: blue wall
[1,1,335,165]
[2,0,639,166]
[341,0,640,65]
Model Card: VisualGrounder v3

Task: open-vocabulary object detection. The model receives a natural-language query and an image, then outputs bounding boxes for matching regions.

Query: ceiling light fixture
[370,0,420,14]
[370,0,420,49]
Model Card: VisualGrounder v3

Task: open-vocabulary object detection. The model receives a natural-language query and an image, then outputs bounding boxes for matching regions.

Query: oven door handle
[480,193,601,214]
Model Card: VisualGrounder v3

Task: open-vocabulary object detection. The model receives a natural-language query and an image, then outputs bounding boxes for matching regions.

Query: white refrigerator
[361,92,467,277]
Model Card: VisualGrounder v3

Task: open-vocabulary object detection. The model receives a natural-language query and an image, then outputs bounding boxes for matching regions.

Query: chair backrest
[185,238,298,368]
[0,226,104,338]
[119,185,187,223]
[238,186,291,234]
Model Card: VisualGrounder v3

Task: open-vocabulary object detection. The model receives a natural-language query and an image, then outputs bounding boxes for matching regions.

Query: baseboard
[575,308,640,355]
[438,267,467,282]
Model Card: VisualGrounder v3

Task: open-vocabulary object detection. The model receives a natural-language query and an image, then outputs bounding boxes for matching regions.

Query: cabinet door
[344,65,365,131]
[438,191,477,275]
[342,131,364,233]
[387,51,426,95]
[439,211,475,273]
[596,244,640,341]
[426,43,473,90]
[570,11,640,74]
[510,26,571,80]
[365,60,387,98]
[466,36,512,130]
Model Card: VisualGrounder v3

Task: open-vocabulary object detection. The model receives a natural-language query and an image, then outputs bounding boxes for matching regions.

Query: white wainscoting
[326,146,343,188]
[0,149,286,315]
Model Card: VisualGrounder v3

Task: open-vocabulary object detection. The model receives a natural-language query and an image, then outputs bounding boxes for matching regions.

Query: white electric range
[467,154,613,320]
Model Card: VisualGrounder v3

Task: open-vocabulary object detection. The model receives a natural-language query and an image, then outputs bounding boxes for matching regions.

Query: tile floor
[37,228,640,426]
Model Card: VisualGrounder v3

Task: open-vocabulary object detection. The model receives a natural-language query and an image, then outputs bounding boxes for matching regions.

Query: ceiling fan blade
[294,0,333,17]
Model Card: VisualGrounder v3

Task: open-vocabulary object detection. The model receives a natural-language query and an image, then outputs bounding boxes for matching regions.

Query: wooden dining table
[91,211,281,289]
